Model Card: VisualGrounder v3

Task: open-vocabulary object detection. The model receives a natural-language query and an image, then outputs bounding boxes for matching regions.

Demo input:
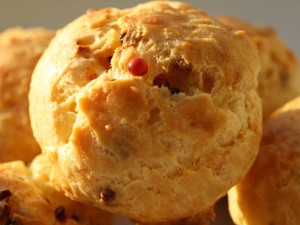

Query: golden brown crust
[0,27,54,163]
[219,16,300,120]
[0,161,69,225]
[0,159,113,225]
[30,154,114,225]
[29,1,262,223]
[228,96,300,225]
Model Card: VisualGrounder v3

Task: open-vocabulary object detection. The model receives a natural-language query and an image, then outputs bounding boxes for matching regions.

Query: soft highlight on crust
[228,96,300,225]
[29,1,262,223]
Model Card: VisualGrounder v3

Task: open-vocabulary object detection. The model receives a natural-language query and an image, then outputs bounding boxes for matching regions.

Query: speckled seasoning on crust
[29,1,262,224]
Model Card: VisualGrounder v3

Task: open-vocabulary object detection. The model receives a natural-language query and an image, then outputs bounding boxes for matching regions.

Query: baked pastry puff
[0,27,54,163]
[29,1,262,223]
[219,16,300,121]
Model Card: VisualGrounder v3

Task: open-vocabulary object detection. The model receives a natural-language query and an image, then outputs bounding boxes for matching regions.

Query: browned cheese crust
[29,1,262,223]
[219,16,300,121]
[0,27,54,163]
[228,96,300,225]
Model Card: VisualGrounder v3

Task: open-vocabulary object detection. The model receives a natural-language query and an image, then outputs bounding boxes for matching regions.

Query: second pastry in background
[0,159,114,225]
[219,16,300,121]
[30,154,114,225]
[0,27,54,163]
[228,96,300,225]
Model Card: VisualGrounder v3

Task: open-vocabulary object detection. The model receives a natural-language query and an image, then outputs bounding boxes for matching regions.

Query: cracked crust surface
[0,27,54,163]
[228,96,300,225]
[29,1,262,223]
[219,16,300,121]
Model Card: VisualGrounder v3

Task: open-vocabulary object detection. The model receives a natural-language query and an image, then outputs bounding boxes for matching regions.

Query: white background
[0,1,299,224]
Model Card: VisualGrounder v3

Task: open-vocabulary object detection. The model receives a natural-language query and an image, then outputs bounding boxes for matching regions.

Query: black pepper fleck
[99,188,115,202]
[170,87,181,95]
[119,32,127,44]
[55,206,65,222]
[0,190,12,201]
